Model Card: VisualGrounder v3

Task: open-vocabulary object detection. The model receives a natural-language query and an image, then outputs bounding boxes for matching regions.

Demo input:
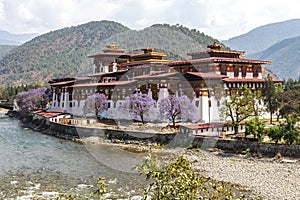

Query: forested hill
[249,35,300,80]
[0,21,130,86]
[0,45,16,59]
[0,21,220,86]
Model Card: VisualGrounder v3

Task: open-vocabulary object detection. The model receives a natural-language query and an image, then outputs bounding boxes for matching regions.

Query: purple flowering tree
[16,88,51,113]
[83,93,108,118]
[159,95,197,128]
[121,93,156,124]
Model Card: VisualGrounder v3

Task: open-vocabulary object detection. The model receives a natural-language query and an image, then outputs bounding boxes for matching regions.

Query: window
[242,66,247,77]
[221,66,227,75]
[234,66,239,77]
[253,65,259,77]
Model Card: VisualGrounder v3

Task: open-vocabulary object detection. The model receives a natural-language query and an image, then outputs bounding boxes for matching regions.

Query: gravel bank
[180,150,300,200]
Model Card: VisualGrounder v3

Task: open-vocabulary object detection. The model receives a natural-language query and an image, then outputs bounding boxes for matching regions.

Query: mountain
[0,21,220,86]
[0,45,16,59]
[0,30,38,45]
[249,35,300,80]
[223,19,300,55]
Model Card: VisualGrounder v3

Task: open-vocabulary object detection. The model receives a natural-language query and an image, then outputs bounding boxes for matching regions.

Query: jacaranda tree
[159,95,196,128]
[16,88,51,113]
[83,93,108,118]
[121,93,156,124]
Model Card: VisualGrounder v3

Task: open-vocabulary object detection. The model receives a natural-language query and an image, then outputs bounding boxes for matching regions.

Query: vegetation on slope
[0,45,16,59]
[0,21,222,86]
[0,21,130,86]
[250,35,300,80]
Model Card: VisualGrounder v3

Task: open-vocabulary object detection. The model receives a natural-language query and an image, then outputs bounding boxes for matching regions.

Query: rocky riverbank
[121,143,300,200]
[184,149,299,200]
[6,110,300,199]
[79,140,300,199]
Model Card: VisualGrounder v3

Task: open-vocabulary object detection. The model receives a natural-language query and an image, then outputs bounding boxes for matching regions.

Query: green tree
[245,116,265,141]
[279,84,300,118]
[221,85,258,134]
[262,74,281,124]
[282,117,299,145]
[267,125,283,144]
[0,85,8,100]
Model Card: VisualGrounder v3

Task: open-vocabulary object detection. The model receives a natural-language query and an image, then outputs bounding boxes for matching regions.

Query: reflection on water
[0,112,145,198]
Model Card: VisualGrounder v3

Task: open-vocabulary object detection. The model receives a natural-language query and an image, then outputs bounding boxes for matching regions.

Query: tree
[16,88,51,113]
[279,84,300,118]
[83,93,108,118]
[159,95,196,128]
[267,125,283,144]
[262,74,281,124]
[282,117,299,145]
[0,85,8,100]
[221,85,258,134]
[121,93,156,124]
[245,116,265,141]
[267,118,300,145]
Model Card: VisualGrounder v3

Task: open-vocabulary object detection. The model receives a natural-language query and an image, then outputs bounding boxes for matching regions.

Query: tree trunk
[172,116,176,128]
[234,123,239,135]
[140,113,145,124]
[270,112,273,124]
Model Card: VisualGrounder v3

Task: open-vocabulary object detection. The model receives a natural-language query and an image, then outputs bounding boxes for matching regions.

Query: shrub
[245,116,265,141]
[135,154,241,200]
[267,125,283,144]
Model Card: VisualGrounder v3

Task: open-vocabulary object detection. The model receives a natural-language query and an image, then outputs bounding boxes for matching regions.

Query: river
[0,110,146,199]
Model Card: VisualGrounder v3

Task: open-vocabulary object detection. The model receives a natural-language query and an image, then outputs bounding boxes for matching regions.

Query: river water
[0,111,145,199]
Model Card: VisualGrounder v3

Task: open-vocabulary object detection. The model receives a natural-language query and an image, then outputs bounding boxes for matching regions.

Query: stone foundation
[8,110,300,158]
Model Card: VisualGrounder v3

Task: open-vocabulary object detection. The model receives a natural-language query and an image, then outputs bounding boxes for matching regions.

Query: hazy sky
[0,0,300,40]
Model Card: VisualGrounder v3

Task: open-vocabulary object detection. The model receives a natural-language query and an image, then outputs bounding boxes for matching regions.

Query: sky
[0,0,300,40]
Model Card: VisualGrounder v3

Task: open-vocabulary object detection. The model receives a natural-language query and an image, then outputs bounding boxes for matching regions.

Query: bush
[135,154,242,200]
[267,125,283,144]
[245,117,265,141]
[266,117,300,144]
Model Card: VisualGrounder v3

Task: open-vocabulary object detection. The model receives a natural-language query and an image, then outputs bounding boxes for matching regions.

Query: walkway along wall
[8,111,300,158]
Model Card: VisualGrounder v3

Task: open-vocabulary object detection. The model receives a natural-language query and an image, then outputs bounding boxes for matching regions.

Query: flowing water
[0,111,145,199]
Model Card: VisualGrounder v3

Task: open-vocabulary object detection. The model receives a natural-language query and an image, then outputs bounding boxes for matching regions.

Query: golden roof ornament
[207,41,223,50]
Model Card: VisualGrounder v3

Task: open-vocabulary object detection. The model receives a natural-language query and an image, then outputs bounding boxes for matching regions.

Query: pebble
[184,150,300,199]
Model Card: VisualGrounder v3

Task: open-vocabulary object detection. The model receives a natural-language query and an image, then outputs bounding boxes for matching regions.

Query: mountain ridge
[0,21,221,86]
[0,30,38,45]
[223,19,300,55]
[249,35,300,80]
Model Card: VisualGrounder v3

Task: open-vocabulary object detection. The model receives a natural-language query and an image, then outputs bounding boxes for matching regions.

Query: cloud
[0,0,299,39]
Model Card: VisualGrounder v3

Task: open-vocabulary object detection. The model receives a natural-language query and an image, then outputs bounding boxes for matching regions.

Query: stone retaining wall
[8,110,300,158]
[170,131,300,158]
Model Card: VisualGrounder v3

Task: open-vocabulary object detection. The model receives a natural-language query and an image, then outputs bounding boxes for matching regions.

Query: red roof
[182,121,245,130]
[186,72,227,79]
[87,52,131,58]
[70,80,137,88]
[134,72,178,79]
[88,70,127,77]
[32,110,67,118]
[224,78,266,83]
[182,122,226,130]
[49,80,75,86]
[224,78,283,83]
[168,57,271,66]
[187,49,245,56]
[50,110,65,113]
[32,110,43,114]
